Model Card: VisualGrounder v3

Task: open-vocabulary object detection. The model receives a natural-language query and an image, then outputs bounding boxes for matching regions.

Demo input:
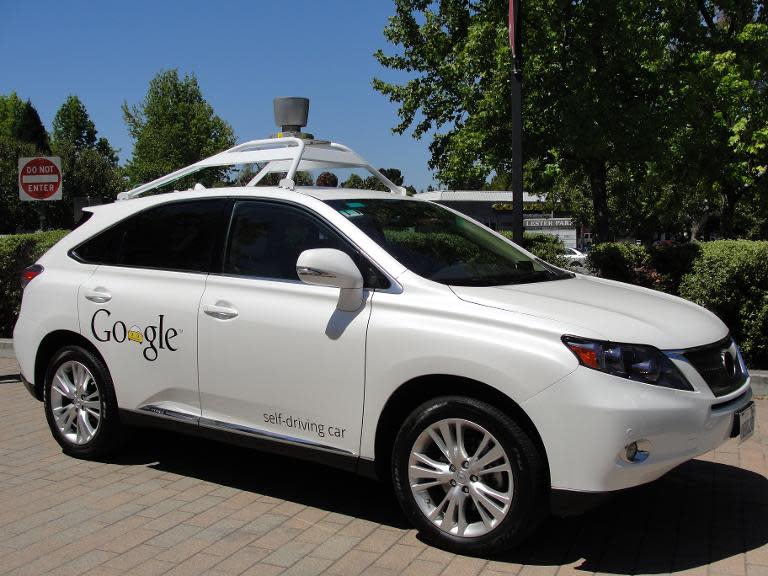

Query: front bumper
[524,364,752,494]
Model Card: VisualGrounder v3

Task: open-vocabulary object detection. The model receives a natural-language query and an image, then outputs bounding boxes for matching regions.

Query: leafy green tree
[48,96,122,228]
[122,69,235,188]
[375,1,768,242]
[374,0,682,243]
[0,94,51,232]
[341,173,367,189]
[0,92,50,152]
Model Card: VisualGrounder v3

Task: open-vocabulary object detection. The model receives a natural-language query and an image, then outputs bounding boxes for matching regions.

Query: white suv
[14,135,754,555]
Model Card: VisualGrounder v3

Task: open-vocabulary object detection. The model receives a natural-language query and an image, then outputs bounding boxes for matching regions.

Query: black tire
[43,345,123,459]
[392,396,547,555]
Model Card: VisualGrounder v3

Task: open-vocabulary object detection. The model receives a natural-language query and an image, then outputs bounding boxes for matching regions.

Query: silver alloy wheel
[409,418,514,538]
[50,360,102,445]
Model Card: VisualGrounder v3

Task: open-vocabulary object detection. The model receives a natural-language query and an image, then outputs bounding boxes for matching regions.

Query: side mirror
[296,249,364,311]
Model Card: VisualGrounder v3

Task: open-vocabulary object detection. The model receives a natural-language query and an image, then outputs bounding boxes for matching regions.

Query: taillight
[21,264,44,290]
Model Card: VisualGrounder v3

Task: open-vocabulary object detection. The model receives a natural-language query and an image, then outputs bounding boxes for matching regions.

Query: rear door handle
[84,288,112,303]
[203,303,238,320]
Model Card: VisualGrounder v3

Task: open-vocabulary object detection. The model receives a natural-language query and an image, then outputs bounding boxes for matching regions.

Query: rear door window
[73,199,230,273]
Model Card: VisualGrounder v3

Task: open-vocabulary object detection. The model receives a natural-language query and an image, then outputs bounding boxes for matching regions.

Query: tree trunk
[719,193,737,239]
[590,162,610,243]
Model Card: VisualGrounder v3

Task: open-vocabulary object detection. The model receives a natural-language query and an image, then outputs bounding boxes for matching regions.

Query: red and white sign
[18,156,62,201]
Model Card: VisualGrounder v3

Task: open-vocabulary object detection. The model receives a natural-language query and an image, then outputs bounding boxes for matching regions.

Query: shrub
[586,242,653,285]
[679,240,768,367]
[648,243,702,294]
[500,231,568,267]
[0,230,69,337]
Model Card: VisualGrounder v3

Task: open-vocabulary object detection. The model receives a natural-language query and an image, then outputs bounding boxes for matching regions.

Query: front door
[197,200,372,455]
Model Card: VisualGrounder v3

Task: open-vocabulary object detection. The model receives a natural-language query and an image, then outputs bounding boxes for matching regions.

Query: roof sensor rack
[117,98,406,200]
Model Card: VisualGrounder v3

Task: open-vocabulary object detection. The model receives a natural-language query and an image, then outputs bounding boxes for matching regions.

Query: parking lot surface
[1,356,767,576]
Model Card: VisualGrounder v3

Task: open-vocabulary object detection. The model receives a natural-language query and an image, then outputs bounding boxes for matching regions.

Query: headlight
[562,336,693,391]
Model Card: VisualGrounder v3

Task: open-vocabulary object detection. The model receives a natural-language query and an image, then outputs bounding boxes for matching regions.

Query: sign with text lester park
[18,156,62,201]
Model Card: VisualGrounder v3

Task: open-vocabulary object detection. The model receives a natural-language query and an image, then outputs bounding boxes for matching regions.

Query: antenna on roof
[273,97,314,139]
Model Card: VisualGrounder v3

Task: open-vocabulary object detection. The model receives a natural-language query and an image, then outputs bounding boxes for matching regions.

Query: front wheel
[392,396,546,555]
[44,345,122,459]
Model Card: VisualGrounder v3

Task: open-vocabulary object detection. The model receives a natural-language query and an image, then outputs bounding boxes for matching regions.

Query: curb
[0,337,766,395]
[752,370,768,398]
[0,338,13,359]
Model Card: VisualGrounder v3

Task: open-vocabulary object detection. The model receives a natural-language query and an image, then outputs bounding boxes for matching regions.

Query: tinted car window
[326,199,573,287]
[73,199,229,273]
[224,201,389,288]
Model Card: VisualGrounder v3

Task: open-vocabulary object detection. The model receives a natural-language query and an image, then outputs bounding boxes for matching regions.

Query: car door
[76,198,230,417]
[197,200,374,455]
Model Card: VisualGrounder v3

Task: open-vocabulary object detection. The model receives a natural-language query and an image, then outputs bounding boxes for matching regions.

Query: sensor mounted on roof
[273,97,314,139]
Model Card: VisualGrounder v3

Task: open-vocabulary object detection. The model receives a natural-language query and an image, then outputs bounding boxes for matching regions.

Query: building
[416,190,579,249]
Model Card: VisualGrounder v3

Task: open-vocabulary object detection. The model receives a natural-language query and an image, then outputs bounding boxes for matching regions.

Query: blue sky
[0,0,438,191]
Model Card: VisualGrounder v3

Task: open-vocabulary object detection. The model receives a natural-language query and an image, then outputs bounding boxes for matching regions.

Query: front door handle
[84,288,112,303]
[203,302,239,320]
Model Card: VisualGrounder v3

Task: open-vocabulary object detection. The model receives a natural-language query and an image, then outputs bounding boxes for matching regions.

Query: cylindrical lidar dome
[274,97,310,133]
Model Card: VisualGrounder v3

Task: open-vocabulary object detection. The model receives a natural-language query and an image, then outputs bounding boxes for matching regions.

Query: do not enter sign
[18,157,62,201]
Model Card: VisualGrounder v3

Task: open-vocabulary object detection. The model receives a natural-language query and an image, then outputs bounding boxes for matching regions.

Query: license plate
[737,402,755,442]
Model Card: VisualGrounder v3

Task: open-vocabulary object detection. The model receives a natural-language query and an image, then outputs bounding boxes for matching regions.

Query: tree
[375,1,768,242]
[48,96,122,228]
[374,1,683,243]
[122,69,235,188]
[0,94,52,232]
[341,173,366,189]
[0,92,49,152]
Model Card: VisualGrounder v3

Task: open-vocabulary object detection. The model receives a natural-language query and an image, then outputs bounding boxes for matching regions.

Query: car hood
[450,274,728,350]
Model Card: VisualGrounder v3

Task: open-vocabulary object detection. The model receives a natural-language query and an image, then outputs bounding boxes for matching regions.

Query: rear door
[75,199,230,417]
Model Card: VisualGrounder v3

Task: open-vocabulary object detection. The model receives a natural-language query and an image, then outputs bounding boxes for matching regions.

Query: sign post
[18,156,62,230]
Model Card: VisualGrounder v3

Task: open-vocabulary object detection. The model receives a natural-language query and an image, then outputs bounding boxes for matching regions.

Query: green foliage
[49,96,122,228]
[374,1,768,242]
[679,241,768,367]
[341,168,408,191]
[648,243,702,294]
[0,230,69,336]
[0,92,49,152]
[587,243,651,285]
[0,138,48,232]
[122,70,235,188]
[501,231,567,267]
[51,95,97,149]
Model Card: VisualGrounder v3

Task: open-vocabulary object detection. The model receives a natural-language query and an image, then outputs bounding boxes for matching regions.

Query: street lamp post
[509,0,524,245]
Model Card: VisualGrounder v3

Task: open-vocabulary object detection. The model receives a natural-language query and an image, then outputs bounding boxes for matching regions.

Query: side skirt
[119,407,367,476]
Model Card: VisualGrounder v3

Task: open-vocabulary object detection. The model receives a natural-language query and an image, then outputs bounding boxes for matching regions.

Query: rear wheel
[44,346,122,459]
[392,396,546,555]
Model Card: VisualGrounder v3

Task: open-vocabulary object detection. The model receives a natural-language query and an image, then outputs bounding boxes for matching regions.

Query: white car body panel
[79,267,205,415]
[198,275,372,455]
[452,274,728,350]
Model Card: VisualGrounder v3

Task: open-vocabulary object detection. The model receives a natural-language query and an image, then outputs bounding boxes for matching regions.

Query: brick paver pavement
[0,357,766,576]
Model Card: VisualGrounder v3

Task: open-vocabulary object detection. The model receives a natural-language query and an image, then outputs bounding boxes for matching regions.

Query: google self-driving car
[14,99,754,554]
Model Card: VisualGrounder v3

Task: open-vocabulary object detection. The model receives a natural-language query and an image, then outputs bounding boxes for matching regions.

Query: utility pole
[509,0,524,245]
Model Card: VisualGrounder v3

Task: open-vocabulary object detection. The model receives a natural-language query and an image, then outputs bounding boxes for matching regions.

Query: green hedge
[0,230,69,337]
[586,242,650,284]
[679,241,768,368]
[589,240,768,368]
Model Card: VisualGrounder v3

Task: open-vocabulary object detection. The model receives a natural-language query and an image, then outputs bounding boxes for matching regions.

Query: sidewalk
[1,357,767,575]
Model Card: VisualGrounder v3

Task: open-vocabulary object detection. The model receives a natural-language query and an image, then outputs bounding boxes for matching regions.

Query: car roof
[84,186,421,218]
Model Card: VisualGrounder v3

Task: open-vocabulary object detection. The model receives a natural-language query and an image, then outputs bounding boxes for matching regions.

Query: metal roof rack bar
[116,136,406,200]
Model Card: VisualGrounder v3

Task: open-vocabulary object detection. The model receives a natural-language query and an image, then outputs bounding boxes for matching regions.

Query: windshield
[326,199,573,287]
